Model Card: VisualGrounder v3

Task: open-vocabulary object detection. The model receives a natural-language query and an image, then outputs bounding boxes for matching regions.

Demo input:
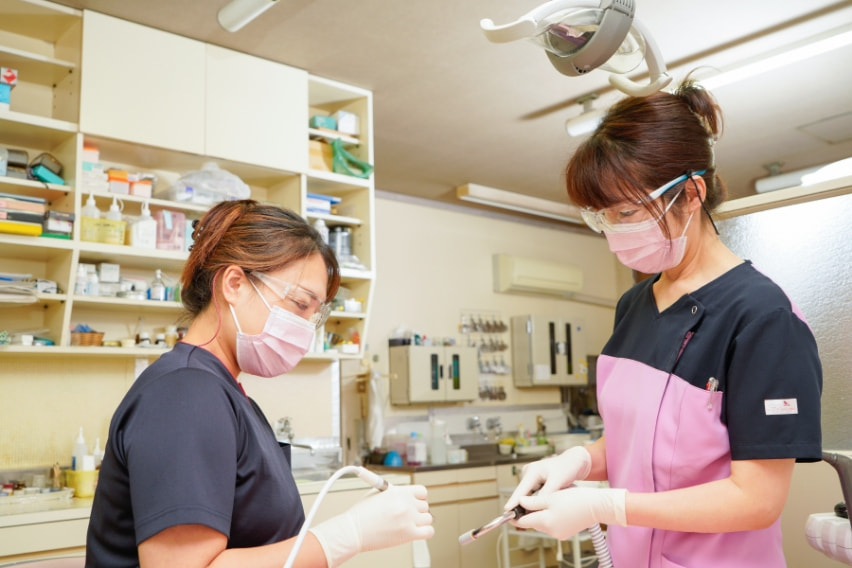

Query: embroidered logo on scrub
[764,398,798,415]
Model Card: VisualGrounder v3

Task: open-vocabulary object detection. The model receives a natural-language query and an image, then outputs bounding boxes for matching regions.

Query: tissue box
[309,114,337,130]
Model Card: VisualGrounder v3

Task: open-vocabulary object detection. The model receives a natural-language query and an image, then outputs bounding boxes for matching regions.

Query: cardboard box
[309,140,333,172]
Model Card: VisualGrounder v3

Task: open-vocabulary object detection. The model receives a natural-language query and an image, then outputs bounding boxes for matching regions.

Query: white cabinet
[205,45,308,172]
[412,466,500,568]
[389,345,479,404]
[510,314,588,387]
[79,11,206,155]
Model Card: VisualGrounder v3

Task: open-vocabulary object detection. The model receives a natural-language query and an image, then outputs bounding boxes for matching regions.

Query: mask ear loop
[689,171,719,235]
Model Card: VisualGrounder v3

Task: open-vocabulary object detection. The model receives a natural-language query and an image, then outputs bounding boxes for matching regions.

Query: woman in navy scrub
[86,200,434,567]
[504,79,822,567]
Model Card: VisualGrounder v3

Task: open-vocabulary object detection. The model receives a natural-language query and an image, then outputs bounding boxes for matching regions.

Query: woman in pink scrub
[504,78,822,567]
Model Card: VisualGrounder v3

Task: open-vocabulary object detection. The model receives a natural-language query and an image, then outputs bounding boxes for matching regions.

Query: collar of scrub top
[479,0,672,97]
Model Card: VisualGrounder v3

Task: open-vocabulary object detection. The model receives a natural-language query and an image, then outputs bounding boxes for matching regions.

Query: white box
[333,111,360,136]
[97,262,120,283]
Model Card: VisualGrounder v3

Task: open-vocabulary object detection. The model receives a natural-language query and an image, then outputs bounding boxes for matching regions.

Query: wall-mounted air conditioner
[493,253,583,298]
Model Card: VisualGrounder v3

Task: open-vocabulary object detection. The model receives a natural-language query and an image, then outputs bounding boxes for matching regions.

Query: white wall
[364,195,620,428]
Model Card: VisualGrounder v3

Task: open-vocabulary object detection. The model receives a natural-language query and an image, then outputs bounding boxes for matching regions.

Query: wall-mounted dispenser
[511,314,587,387]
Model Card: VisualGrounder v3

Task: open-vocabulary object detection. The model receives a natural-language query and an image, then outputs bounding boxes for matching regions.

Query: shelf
[71,296,183,313]
[0,44,76,85]
[0,233,74,258]
[304,211,362,228]
[86,190,208,215]
[308,127,360,146]
[76,241,188,271]
[0,0,82,44]
[0,175,72,201]
[84,135,300,188]
[339,268,374,281]
[0,344,167,357]
[0,110,77,149]
[306,170,370,192]
[326,311,367,321]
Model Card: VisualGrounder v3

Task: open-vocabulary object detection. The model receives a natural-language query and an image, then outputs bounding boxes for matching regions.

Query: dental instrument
[282,465,389,568]
[460,502,614,568]
[458,505,527,545]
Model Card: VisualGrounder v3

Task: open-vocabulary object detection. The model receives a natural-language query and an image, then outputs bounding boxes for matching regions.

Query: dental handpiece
[458,505,526,545]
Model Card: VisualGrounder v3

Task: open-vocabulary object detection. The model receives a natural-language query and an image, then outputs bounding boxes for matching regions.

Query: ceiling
[54,0,852,227]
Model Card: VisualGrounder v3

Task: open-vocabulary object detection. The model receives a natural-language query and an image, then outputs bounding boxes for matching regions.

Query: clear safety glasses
[252,271,332,329]
[580,170,706,233]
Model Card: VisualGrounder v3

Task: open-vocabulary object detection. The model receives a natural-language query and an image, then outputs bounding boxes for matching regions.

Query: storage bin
[309,140,333,172]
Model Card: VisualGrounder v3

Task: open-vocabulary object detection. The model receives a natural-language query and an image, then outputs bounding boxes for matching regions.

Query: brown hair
[180,200,340,317]
[566,76,727,236]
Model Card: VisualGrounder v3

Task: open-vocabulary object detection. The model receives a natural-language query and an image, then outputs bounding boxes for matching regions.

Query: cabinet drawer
[0,518,88,556]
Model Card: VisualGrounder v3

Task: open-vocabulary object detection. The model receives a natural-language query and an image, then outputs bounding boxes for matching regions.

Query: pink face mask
[605,212,694,274]
[228,281,315,377]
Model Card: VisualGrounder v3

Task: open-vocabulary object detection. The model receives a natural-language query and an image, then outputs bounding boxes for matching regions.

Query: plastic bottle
[74,265,88,296]
[129,200,158,249]
[92,438,104,469]
[406,432,426,466]
[164,325,178,347]
[81,193,100,219]
[106,196,122,221]
[312,218,329,244]
[149,269,166,301]
[72,427,87,471]
[86,272,100,297]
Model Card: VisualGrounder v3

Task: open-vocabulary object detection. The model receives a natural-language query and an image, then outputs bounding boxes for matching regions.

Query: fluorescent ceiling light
[456,183,584,224]
[218,0,279,32]
[699,23,852,91]
[755,157,852,193]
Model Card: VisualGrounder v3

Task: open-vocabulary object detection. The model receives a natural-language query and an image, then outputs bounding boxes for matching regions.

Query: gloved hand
[515,485,628,541]
[309,484,434,567]
[504,446,592,511]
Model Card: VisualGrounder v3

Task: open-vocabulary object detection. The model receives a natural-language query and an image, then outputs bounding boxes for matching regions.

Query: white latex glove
[504,446,592,511]
[309,484,434,568]
[515,485,628,541]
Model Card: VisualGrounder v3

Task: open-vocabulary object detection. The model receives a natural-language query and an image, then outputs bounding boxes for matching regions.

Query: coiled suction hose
[282,465,389,568]
[588,522,613,568]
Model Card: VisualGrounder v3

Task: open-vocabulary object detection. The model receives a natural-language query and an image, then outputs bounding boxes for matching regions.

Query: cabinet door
[459,498,501,568]
[427,502,459,568]
[408,345,447,403]
[80,11,205,154]
[206,45,308,172]
[444,345,479,402]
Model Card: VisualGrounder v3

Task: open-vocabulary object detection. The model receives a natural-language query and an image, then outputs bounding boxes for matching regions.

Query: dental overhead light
[218,0,279,32]
[480,0,671,97]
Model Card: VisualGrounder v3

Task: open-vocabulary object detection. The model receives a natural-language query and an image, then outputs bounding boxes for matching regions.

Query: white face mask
[228,281,315,377]
[604,212,695,274]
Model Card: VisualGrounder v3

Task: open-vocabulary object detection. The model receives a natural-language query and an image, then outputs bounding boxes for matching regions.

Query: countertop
[369,451,544,475]
[0,473,411,528]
